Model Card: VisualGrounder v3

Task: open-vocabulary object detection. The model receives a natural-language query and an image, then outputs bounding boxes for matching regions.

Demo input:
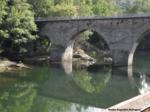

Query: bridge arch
[69,29,111,65]
[71,29,110,50]
[128,29,150,66]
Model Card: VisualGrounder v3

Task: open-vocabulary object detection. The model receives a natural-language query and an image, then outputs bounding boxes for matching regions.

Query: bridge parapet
[35,15,150,22]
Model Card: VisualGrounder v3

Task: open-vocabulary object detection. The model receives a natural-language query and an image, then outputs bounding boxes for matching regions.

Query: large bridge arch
[62,28,111,63]
[60,25,113,64]
[71,28,110,49]
[128,29,150,66]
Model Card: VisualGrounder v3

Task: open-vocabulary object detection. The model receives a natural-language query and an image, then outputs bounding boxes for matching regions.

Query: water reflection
[73,66,111,94]
[0,56,149,111]
[128,66,137,88]
[0,81,37,112]
[37,65,142,108]
[138,72,150,94]
[128,66,150,95]
[62,61,73,75]
[133,53,150,94]
[30,96,106,112]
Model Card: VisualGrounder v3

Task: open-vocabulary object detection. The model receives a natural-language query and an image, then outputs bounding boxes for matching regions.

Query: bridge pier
[50,42,74,63]
[62,42,74,62]
[50,45,65,62]
[111,49,129,66]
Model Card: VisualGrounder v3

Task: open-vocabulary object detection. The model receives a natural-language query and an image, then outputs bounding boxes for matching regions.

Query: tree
[0,0,7,24]
[28,0,77,17]
[0,0,37,57]
[92,0,121,16]
[50,4,78,16]
[28,0,54,17]
[118,0,150,14]
[54,0,74,5]
[0,0,8,44]
[75,0,93,16]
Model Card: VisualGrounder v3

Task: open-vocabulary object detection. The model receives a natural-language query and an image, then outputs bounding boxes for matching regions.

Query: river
[0,53,149,112]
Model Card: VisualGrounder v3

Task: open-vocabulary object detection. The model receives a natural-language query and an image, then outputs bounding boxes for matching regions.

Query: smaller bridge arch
[128,29,150,66]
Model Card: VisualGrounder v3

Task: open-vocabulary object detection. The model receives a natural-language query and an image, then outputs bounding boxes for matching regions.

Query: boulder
[0,60,30,72]
[73,48,96,62]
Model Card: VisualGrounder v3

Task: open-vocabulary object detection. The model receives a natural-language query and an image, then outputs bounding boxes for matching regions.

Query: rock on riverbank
[0,59,30,72]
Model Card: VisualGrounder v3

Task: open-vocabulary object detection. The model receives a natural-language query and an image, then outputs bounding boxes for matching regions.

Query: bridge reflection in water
[38,64,144,109]
[0,56,149,111]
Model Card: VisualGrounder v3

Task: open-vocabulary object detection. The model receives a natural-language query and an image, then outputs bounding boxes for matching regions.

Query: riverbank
[0,59,30,72]
[0,47,112,73]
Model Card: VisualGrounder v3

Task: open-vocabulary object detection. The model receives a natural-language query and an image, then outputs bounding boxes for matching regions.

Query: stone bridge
[36,16,150,66]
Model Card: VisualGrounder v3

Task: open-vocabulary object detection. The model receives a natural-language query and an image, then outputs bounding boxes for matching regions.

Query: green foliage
[28,0,122,17]
[76,0,93,16]
[0,0,37,55]
[0,0,7,24]
[31,96,71,112]
[29,0,150,17]
[55,0,74,5]
[73,69,111,94]
[51,4,78,16]
[92,0,121,16]
[79,30,93,41]
[0,0,8,41]
[0,82,37,112]
[28,0,54,17]
[5,0,37,43]
[118,0,150,14]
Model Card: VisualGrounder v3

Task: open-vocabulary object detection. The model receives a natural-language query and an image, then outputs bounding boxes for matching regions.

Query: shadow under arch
[71,29,110,51]
[39,35,51,48]
[128,29,150,66]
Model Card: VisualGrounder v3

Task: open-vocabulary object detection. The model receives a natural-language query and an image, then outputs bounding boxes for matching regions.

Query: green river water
[0,54,149,112]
